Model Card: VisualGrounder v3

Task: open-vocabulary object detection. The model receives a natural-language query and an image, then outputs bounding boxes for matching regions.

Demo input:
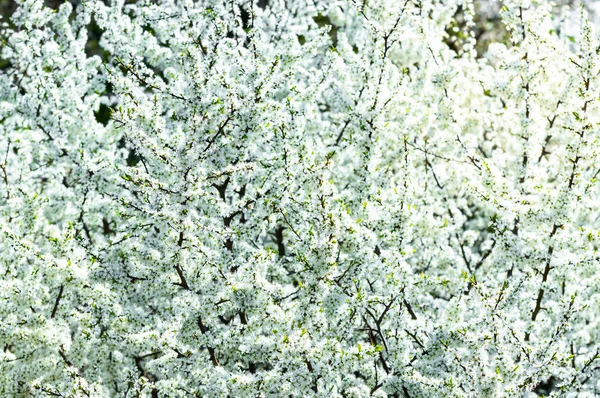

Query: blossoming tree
[1,0,600,396]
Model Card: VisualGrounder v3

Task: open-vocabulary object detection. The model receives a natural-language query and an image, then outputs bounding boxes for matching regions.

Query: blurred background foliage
[1,0,599,66]
[0,0,599,117]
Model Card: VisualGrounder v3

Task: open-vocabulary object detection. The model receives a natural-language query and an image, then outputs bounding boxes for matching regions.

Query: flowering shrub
[1,0,600,396]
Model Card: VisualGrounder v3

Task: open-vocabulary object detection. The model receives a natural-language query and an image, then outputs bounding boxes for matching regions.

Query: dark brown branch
[404,299,417,320]
[526,223,561,341]
[203,115,233,154]
[197,317,219,366]
[279,209,302,242]
[50,285,64,319]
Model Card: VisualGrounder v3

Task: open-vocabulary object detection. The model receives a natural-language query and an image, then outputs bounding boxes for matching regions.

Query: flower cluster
[1,0,600,396]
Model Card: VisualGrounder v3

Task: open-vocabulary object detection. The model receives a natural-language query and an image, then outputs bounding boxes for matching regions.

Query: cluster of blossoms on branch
[1,0,600,396]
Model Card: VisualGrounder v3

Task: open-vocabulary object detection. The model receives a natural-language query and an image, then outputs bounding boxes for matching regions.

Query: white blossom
[1,0,600,396]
